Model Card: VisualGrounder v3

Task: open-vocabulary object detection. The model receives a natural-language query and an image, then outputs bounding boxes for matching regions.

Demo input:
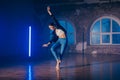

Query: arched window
[90,16,120,45]
[59,20,76,45]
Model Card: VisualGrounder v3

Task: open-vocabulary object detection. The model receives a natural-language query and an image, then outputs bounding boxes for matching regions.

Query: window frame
[90,16,120,45]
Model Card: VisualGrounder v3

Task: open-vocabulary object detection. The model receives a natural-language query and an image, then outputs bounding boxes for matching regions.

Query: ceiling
[33,0,120,5]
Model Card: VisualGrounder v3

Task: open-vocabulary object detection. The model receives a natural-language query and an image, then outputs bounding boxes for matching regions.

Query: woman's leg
[51,40,60,61]
[59,38,67,61]
[51,39,63,70]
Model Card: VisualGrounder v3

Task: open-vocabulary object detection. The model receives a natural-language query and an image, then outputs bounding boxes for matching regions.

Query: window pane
[59,21,66,29]
[112,20,120,32]
[102,18,110,32]
[112,34,120,44]
[67,22,74,32]
[91,34,100,44]
[59,20,75,45]
[92,21,100,32]
[102,35,110,43]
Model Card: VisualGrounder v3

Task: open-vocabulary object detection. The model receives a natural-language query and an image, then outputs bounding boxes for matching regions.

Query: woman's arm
[47,6,61,28]
[47,6,52,16]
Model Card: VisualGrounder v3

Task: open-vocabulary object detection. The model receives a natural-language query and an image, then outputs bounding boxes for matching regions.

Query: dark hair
[49,22,55,26]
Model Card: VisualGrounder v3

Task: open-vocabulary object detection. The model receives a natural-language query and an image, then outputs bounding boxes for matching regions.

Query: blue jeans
[51,38,67,61]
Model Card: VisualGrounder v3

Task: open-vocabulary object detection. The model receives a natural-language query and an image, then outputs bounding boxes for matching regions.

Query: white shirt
[56,29,65,37]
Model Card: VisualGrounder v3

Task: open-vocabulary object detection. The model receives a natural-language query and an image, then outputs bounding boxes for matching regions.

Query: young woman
[43,6,67,70]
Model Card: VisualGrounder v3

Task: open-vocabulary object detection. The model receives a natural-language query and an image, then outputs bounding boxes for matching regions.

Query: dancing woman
[43,6,67,70]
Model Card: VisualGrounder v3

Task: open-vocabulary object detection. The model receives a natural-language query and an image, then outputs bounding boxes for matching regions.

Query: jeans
[51,38,67,61]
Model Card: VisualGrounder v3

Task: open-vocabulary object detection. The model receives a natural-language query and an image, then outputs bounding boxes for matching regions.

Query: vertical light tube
[29,26,31,57]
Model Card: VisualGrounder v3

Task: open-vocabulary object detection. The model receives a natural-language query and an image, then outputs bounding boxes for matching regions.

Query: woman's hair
[49,22,55,26]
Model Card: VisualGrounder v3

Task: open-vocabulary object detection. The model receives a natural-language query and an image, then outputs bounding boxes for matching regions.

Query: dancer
[43,6,67,70]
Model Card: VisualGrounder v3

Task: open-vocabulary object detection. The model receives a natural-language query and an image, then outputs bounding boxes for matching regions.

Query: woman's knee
[51,47,54,52]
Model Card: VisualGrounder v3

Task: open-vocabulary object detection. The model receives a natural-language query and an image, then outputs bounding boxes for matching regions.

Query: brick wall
[37,2,120,54]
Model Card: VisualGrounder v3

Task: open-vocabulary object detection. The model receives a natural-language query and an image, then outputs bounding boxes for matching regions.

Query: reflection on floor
[0,53,120,80]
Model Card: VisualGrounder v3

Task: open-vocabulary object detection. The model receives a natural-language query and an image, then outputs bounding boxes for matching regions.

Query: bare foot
[56,64,60,70]
[58,60,61,63]
[56,60,61,70]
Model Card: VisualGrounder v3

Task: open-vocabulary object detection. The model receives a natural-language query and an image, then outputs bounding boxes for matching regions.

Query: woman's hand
[47,6,50,11]
[42,44,49,47]
[47,6,52,15]
[42,42,50,47]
